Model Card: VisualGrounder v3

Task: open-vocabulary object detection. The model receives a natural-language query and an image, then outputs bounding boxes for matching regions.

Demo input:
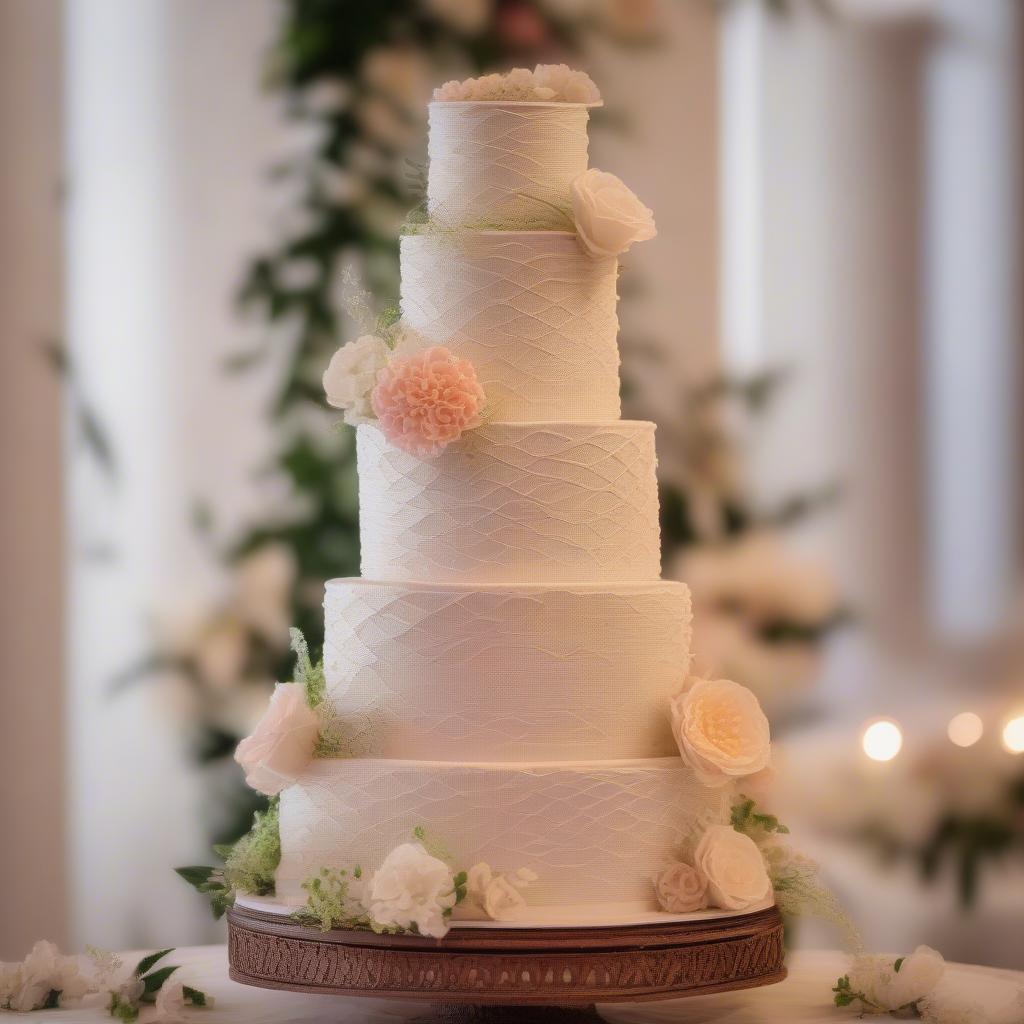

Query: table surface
[37,947,1024,1023]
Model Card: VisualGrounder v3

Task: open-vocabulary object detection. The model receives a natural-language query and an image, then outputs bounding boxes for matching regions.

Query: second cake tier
[358,420,661,585]
[400,232,620,421]
[323,578,691,761]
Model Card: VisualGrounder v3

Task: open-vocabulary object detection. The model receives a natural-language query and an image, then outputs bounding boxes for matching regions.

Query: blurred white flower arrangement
[643,368,847,714]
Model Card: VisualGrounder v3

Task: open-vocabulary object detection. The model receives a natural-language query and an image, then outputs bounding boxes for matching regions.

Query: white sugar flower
[694,826,772,911]
[570,169,657,258]
[367,843,458,938]
[654,860,709,914]
[431,65,601,104]
[234,682,319,796]
[670,677,771,787]
[323,333,390,424]
[534,64,600,104]
[434,79,468,101]
[848,946,946,1013]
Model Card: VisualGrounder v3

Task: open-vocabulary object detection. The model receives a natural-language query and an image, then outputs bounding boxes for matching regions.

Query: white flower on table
[322,333,390,425]
[570,168,656,259]
[153,977,199,1023]
[366,843,459,938]
[693,825,772,911]
[653,860,709,914]
[846,946,946,1015]
[2,940,91,1012]
[670,677,771,788]
[234,682,319,796]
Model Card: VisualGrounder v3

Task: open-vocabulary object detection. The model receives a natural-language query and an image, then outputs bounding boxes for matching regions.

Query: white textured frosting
[400,233,620,421]
[427,102,590,226]
[323,579,690,762]
[276,758,731,914]
[357,421,662,585]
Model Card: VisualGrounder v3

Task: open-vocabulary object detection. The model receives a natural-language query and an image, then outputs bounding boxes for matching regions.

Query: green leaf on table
[182,985,209,1007]
[141,964,179,996]
[135,948,174,976]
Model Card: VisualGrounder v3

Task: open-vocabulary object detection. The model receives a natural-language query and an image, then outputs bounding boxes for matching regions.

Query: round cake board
[227,902,786,1022]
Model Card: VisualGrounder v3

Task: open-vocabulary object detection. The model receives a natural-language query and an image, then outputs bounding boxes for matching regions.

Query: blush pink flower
[371,346,485,457]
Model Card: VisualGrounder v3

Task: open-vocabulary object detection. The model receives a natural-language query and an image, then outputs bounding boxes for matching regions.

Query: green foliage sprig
[175,797,281,919]
[731,797,791,842]
[292,867,372,933]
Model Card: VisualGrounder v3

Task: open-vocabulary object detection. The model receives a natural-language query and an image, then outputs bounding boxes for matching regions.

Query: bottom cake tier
[276,757,733,920]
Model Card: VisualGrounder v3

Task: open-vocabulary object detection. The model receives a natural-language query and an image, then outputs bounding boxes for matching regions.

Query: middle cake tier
[323,578,691,762]
[358,420,662,585]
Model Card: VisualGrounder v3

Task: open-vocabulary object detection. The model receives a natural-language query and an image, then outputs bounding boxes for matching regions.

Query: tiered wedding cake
[235,66,775,933]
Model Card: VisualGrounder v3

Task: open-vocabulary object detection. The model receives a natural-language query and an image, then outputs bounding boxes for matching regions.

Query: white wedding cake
[234,66,776,932]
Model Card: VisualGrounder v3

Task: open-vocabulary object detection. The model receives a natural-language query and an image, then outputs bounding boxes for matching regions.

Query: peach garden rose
[371,346,485,457]
[234,682,320,796]
[670,677,771,787]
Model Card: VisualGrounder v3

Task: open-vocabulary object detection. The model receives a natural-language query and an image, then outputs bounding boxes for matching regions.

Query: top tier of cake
[427,102,591,228]
[407,102,621,422]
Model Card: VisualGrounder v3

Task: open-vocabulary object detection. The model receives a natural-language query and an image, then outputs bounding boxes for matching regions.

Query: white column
[924,0,1020,640]
[719,0,765,374]
[65,0,283,948]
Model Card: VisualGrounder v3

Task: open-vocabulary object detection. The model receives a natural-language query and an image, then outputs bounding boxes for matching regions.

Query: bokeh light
[862,719,904,762]
[947,711,984,748]
[1002,714,1024,754]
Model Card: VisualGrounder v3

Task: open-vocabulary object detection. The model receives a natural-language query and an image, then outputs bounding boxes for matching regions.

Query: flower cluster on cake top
[433,64,600,104]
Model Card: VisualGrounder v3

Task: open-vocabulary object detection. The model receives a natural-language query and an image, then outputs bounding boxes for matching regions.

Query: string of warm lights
[860,709,1024,761]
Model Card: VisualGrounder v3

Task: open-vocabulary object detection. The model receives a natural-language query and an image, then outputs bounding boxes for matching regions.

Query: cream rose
[322,334,390,424]
[694,826,772,911]
[482,875,526,920]
[670,677,771,787]
[570,168,656,259]
[653,861,708,914]
[366,843,458,938]
[462,863,537,922]
[234,683,319,796]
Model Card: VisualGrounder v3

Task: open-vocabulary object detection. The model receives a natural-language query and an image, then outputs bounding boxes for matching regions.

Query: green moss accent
[223,798,280,896]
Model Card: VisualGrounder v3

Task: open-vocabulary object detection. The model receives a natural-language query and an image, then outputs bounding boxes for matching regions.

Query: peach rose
[694,826,772,911]
[570,168,656,259]
[670,677,771,787]
[654,860,708,914]
[234,683,319,795]
[371,346,485,457]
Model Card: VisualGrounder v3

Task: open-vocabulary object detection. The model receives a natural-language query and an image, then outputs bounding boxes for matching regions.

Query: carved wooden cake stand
[227,902,786,1022]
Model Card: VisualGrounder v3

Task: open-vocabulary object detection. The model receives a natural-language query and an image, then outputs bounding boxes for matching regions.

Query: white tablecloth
[36,947,1024,1023]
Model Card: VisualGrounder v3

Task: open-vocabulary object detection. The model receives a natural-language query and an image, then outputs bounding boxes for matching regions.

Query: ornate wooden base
[227,903,786,1018]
